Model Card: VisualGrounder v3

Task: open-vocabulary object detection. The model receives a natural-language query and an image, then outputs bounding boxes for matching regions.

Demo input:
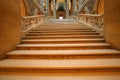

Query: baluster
[21,15,45,33]
[78,14,104,32]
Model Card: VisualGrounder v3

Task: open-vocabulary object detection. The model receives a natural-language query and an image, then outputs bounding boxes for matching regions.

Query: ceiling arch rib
[32,0,45,15]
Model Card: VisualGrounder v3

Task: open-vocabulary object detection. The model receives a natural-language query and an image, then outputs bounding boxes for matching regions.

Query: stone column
[70,0,73,16]
[77,0,85,14]
[73,0,77,15]
[49,1,52,16]
[39,0,45,14]
[78,0,84,8]
[52,0,56,19]
[45,0,49,16]
[66,0,70,19]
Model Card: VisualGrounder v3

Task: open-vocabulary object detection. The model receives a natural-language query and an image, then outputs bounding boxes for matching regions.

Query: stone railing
[21,15,45,33]
[78,14,104,35]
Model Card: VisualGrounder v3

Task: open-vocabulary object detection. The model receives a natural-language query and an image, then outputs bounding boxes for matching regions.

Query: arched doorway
[56,1,66,19]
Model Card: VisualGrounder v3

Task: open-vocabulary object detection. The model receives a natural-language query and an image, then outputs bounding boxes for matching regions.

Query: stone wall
[104,0,120,50]
[0,0,22,59]
[21,0,27,16]
[98,0,104,14]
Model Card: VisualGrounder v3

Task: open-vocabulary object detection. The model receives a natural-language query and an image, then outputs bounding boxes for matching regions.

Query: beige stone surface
[22,38,104,41]
[23,35,103,39]
[98,0,104,14]
[0,1,120,79]
[104,0,120,50]
[7,49,120,55]
[0,0,22,59]
[17,43,110,47]
[0,59,120,67]
[0,75,120,80]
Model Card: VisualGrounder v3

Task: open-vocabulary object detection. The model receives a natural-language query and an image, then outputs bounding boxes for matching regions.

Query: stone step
[29,30,95,33]
[26,32,99,36]
[7,49,120,59]
[21,39,105,44]
[32,29,92,31]
[0,59,120,73]
[0,75,120,80]
[23,35,103,39]
[29,31,96,34]
[16,43,111,50]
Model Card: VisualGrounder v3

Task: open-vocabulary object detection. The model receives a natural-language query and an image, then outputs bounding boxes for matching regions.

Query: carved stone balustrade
[21,15,45,33]
[78,14,104,35]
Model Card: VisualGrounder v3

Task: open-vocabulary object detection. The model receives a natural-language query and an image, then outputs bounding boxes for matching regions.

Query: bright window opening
[59,16,63,20]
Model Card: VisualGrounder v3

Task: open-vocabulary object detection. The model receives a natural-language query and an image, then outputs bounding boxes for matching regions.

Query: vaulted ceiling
[21,0,104,16]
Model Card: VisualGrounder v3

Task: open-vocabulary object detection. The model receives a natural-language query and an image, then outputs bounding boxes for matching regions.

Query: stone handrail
[78,14,104,35]
[21,15,45,33]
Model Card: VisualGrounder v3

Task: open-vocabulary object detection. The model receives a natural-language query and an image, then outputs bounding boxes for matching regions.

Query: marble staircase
[0,23,120,80]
